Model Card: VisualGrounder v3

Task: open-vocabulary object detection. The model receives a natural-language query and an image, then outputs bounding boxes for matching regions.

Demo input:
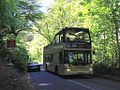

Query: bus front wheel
[45,64,48,71]
[55,66,58,75]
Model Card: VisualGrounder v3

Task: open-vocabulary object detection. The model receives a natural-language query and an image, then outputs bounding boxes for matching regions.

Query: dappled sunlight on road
[38,83,53,86]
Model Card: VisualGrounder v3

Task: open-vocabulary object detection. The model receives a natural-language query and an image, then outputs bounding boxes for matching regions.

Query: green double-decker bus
[43,27,93,75]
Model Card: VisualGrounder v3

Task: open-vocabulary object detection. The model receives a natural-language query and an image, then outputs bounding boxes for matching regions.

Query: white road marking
[28,73,30,79]
[68,80,95,90]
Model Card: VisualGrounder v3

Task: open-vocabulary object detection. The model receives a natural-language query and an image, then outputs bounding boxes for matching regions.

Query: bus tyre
[55,66,58,75]
[45,64,48,71]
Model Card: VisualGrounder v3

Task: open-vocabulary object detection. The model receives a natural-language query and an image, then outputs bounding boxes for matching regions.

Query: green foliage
[0,0,43,68]
[0,47,8,59]
[25,33,46,63]
[34,0,91,42]
[0,0,42,40]
[89,0,120,75]
[93,62,119,76]
[8,46,29,71]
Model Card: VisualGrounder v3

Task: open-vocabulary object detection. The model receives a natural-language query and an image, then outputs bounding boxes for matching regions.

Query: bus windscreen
[64,50,92,65]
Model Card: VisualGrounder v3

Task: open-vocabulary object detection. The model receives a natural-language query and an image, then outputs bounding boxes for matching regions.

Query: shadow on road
[60,74,94,79]
[44,70,94,79]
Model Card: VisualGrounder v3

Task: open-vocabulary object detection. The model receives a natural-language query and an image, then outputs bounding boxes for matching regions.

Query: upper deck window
[65,29,90,42]
[52,35,60,44]
[52,28,91,44]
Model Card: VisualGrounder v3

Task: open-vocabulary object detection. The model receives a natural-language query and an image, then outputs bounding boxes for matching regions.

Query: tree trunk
[111,0,120,75]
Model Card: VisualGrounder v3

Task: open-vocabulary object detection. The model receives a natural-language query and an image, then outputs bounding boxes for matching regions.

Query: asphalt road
[28,71,120,90]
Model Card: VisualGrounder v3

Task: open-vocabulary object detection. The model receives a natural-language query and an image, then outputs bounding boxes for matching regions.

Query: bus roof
[55,27,89,36]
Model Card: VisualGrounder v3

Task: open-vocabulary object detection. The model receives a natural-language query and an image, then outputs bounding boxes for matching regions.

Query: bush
[8,46,29,71]
[93,62,119,76]
[0,48,8,58]
[93,62,109,75]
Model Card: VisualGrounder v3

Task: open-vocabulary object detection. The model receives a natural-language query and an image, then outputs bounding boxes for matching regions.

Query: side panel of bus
[43,44,64,74]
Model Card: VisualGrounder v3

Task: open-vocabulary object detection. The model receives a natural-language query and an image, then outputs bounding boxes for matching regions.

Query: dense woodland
[0,0,120,75]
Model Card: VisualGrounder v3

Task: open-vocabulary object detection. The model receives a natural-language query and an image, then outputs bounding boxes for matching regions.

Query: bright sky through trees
[40,0,54,12]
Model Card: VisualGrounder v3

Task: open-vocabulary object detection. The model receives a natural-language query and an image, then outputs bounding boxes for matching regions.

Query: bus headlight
[90,68,92,71]
[66,69,71,72]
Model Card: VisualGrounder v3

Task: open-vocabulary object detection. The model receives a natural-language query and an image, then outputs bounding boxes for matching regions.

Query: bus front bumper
[60,69,93,75]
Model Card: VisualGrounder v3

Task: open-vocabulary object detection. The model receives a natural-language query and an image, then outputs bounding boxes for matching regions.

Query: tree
[88,0,120,75]
[0,0,42,39]
[0,0,43,69]
[34,0,91,42]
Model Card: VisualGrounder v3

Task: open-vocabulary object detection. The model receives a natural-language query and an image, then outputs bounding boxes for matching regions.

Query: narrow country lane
[29,71,120,90]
